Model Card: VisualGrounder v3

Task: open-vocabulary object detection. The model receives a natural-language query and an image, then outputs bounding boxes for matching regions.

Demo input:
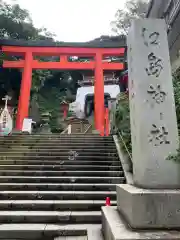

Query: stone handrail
[109,97,133,184]
[113,134,133,185]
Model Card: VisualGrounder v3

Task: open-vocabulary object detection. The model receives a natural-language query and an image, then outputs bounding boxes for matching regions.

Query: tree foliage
[164,71,180,162]
[0,0,55,40]
[0,0,78,132]
[111,0,149,35]
[173,71,180,135]
[115,93,131,153]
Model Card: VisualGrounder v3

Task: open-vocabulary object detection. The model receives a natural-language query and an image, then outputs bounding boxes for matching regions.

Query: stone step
[0,138,114,145]
[0,183,116,191]
[30,148,117,152]
[54,236,87,240]
[30,145,115,149]
[34,144,114,147]
[0,135,112,139]
[0,138,114,143]
[0,160,121,166]
[0,146,116,151]
[30,152,117,157]
[0,223,88,239]
[0,170,123,177]
[3,134,111,137]
[0,144,114,149]
[0,165,121,171]
[0,138,114,142]
[32,141,114,144]
[0,190,116,200]
[0,176,124,184]
[0,223,103,240]
[0,152,118,157]
[0,156,119,161]
[0,200,117,211]
[34,141,114,144]
[0,211,101,223]
[86,225,103,240]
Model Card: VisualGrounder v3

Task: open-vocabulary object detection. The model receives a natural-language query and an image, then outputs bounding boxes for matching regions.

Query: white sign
[22,118,34,134]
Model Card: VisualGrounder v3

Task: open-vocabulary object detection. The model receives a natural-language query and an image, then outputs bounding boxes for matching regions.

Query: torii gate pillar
[95,53,104,134]
[16,51,33,130]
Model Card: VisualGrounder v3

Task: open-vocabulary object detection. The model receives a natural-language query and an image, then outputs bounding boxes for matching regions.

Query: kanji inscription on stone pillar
[127,19,179,188]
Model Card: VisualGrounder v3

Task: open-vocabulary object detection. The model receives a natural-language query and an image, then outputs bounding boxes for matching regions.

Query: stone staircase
[0,134,125,239]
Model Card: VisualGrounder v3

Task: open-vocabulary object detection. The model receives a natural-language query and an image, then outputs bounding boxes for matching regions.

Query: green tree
[0,0,67,131]
[0,0,55,40]
[115,93,131,153]
[111,0,149,35]
[0,0,55,100]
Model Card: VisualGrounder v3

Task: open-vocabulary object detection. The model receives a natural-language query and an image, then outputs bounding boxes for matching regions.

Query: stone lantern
[40,111,51,134]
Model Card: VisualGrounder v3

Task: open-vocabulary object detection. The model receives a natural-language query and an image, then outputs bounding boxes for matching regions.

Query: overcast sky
[6,0,126,42]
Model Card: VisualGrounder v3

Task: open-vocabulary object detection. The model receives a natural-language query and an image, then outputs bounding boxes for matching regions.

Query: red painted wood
[60,55,68,63]
[102,62,124,70]
[3,60,25,68]
[16,52,33,130]
[95,53,104,136]
[3,60,124,70]
[105,108,110,136]
[33,61,95,70]
[2,45,125,136]
[2,46,125,56]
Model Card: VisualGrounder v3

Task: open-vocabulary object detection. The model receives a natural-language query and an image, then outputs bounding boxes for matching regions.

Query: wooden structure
[1,40,125,135]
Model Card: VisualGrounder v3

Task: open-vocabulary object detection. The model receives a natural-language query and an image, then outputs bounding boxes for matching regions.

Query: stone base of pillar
[102,206,180,240]
[116,184,180,229]
[102,184,180,240]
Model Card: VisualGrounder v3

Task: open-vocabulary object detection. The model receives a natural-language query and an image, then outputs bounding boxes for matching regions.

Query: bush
[115,93,131,153]
[173,70,180,135]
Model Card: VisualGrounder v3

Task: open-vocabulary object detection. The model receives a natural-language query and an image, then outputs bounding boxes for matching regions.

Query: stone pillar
[128,19,180,189]
[102,20,180,240]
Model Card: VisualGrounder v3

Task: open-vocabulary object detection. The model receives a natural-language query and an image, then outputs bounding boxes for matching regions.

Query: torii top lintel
[1,39,126,70]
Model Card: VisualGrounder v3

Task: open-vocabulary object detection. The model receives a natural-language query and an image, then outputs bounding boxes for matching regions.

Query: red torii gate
[1,41,125,135]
